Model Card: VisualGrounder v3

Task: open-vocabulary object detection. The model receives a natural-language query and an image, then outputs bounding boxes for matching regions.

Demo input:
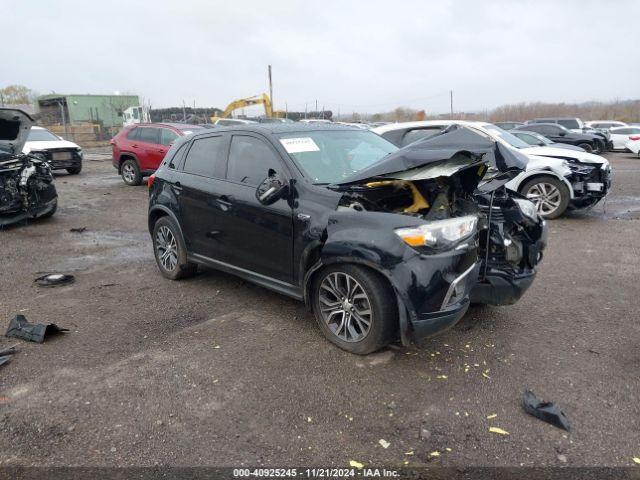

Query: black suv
[147,124,546,354]
[515,123,606,153]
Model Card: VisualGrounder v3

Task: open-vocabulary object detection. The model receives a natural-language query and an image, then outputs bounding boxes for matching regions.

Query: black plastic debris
[0,356,11,367]
[34,273,75,288]
[522,390,571,431]
[5,315,69,343]
[0,346,17,356]
[69,227,87,233]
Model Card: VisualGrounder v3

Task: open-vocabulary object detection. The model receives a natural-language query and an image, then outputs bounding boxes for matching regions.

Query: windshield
[28,128,61,142]
[480,124,531,149]
[277,130,398,184]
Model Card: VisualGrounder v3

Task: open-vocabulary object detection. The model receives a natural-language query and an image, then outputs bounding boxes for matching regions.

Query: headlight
[76,148,83,158]
[395,215,478,250]
[513,198,539,221]
[30,151,47,161]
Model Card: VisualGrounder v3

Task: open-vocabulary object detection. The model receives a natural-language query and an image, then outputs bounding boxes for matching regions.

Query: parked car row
[373,121,611,219]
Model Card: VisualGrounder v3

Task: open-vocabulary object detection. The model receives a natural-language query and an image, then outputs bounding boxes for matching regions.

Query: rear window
[183,135,226,178]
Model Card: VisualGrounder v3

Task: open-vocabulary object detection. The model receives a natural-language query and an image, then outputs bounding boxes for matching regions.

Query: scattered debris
[378,439,390,449]
[486,413,497,420]
[0,345,18,356]
[587,349,600,355]
[429,451,440,457]
[557,454,567,463]
[522,390,571,431]
[34,273,75,288]
[489,427,509,435]
[0,356,11,367]
[420,428,431,440]
[436,375,448,380]
[5,314,68,343]
[633,457,640,465]
[404,450,414,456]
[349,460,364,469]
[69,227,87,233]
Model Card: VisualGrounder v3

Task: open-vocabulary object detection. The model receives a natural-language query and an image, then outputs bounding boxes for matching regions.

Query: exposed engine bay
[0,108,58,226]
[333,148,547,306]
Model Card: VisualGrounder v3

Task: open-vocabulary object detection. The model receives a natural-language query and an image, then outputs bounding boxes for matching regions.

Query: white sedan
[23,126,83,174]
[625,139,640,157]
[609,126,640,150]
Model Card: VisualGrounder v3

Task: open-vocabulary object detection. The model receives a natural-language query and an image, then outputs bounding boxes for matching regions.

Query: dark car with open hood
[147,123,547,354]
[0,108,58,227]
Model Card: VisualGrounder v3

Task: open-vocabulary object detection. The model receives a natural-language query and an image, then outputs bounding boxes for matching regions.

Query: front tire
[577,142,593,153]
[520,175,570,219]
[67,165,82,175]
[152,216,197,280]
[311,264,397,354]
[121,159,142,186]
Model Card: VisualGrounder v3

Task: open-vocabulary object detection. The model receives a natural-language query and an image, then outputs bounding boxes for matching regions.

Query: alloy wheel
[318,272,372,342]
[155,225,178,271]
[526,182,562,216]
[122,163,135,183]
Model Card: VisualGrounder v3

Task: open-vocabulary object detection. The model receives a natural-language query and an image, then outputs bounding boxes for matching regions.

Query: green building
[37,93,140,138]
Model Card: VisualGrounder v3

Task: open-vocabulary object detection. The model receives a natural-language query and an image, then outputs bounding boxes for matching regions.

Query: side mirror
[538,142,545,146]
[256,171,288,205]
[558,131,566,136]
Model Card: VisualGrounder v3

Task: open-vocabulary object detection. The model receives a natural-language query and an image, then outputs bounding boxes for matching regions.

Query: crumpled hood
[521,145,609,166]
[0,108,34,157]
[337,126,529,185]
[23,139,80,154]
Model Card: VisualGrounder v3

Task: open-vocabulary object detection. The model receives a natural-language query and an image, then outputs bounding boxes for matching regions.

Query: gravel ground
[0,151,639,468]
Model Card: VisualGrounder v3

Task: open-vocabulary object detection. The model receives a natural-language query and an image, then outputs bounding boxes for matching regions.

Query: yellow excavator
[211,93,284,122]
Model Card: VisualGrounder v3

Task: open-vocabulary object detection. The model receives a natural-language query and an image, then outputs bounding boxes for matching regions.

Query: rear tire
[311,264,397,355]
[152,216,197,280]
[577,143,593,153]
[67,165,82,175]
[121,158,142,186]
[519,175,570,220]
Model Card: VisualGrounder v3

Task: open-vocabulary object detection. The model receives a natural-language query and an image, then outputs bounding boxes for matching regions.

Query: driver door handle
[216,195,233,210]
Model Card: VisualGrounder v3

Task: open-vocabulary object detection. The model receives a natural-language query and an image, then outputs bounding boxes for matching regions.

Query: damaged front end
[0,108,58,226]
[327,127,546,343]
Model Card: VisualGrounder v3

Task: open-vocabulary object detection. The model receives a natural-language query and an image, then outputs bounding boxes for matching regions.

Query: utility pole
[315,99,318,117]
[450,90,454,118]
[268,65,273,113]
[305,103,308,119]
[182,100,186,122]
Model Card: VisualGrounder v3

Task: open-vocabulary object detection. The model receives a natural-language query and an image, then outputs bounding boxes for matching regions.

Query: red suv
[111,123,204,185]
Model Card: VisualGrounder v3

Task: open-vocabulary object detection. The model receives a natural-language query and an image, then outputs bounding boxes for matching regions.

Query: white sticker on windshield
[279,137,320,154]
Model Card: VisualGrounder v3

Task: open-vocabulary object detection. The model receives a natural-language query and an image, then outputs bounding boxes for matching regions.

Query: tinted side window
[138,127,159,144]
[183,136,226,177]
[401,128,442,146]
[227,135,283,186]
[160,128,179,146]
[557,119,579,129]
[125,127,139,140]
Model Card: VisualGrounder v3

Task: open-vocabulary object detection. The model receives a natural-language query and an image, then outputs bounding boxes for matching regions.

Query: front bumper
[32,149,82,170]
[569,163,612,207]
[404,261,481,342]
[470,270,536,306]
[0,197,57,226]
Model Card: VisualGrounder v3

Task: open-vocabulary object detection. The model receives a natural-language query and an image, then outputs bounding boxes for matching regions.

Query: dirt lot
[0,151,639,468]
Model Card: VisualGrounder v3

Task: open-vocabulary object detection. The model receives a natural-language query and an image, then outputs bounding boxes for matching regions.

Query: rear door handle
[131,144,139,148]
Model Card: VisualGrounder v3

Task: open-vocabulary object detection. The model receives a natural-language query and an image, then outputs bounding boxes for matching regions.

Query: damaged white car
[0,108,58,226]
[374,121,612,219]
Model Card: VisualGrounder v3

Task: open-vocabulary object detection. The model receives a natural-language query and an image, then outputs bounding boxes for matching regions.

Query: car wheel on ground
[152,216,197,280]
[66,165,82,175]
[520,175,570,219]
[577,143,593,153]
[311,264,397,355]
[40,199,57,219]
[121,158,142,186]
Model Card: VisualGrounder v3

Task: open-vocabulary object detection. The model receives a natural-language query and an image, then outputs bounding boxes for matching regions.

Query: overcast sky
[4,0,639,114]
